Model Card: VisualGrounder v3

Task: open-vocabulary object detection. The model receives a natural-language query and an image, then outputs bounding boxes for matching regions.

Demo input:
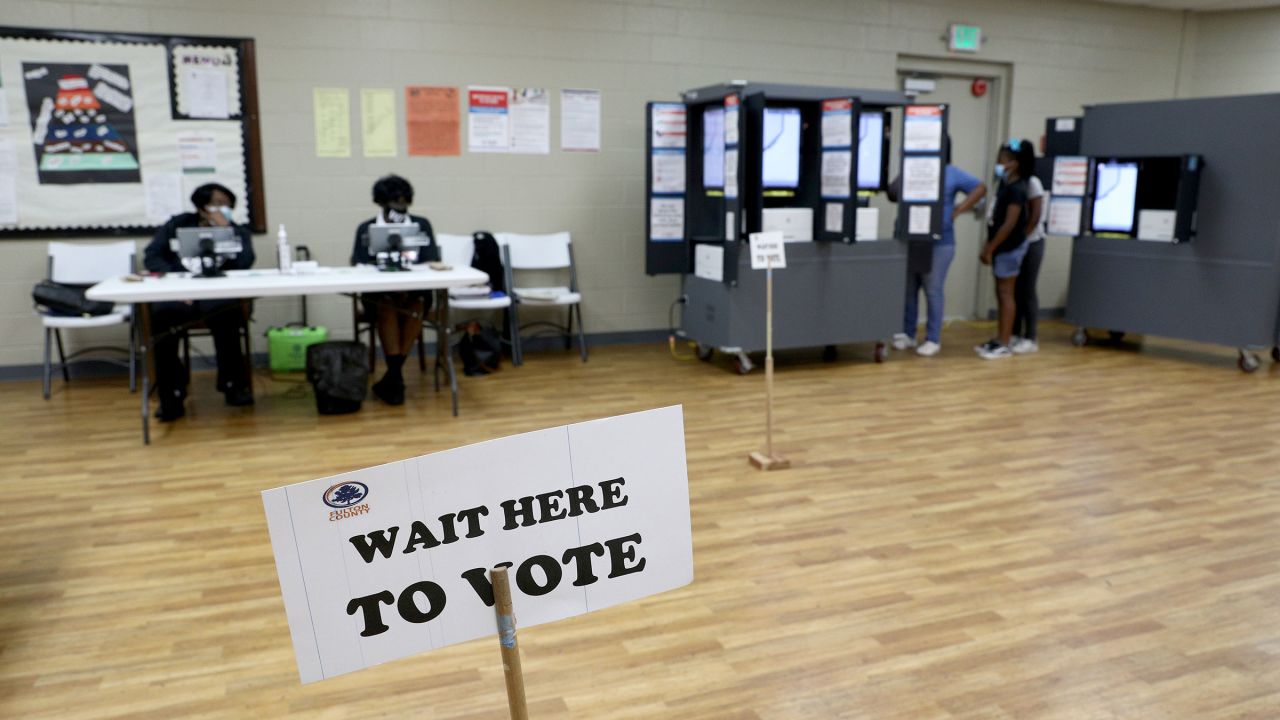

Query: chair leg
[575,305,588,363]
[564,307,573,350]
[55,329,70,381]
[128,313,138,393]
[509,302,523,366]
[42,327,52,399]
[418,331,427,373]
[241,322,254,394]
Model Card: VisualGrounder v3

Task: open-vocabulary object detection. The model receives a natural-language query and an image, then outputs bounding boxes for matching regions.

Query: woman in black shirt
[976,140,1035,359]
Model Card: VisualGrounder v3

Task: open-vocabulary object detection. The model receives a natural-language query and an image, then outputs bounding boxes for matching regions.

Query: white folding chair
[497,231,587,362]
[38,241,137,399]
[435,233,523,366]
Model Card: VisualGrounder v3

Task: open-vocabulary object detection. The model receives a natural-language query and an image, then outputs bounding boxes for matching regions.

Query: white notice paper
[821,99,854,148]
[749,231,786,270]
[183,67,231,119]
[724,97,739,146]
[1046,196,1082,237]
[1137,209,1176,242]
[725,211,735,241]
[855,207,879,241]
[144,172,184,223]
[821,150,851,198]
[903,106,943,152]
[651,151,686,194]
[908,205,932,235]
[1051,156,1088,197]
[510,88,550,154]
[560,89,601,152]
[651,104,687,149]
[694,243,724,282]
[902,156,941,202]
[0,175,17,225]
[1054,117,1076,133]
[178,134,217,174]
[825,202,843,233]
[0,137,16,175]
[262,407,693,684]
[724,148,738,199]
[468,86,512,153]
[649,198,684,240]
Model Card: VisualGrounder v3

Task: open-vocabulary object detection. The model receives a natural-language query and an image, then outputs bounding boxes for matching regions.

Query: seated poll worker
[143,182,256,422]
[350,174,440,406]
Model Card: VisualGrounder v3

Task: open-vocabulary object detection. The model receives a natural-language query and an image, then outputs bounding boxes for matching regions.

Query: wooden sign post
[491,566,529,720]
[747,233,790,471]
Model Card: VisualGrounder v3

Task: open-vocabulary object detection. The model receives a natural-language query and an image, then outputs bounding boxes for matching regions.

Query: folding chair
[435,233,523,365]
[38,241,137,399]
[497,232,587,362]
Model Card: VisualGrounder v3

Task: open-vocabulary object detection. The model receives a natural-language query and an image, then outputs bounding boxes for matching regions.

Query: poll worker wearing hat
[142,182,256,421]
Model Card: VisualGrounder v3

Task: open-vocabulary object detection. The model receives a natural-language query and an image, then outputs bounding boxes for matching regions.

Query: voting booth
[645,82,941,372]
[1061,94,1280,371]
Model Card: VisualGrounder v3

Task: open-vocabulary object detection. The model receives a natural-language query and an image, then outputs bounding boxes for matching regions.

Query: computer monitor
[762,107,802,189]
[702,107,725,189]
[172,226,242,277]
[367,223,428,256]
[1091,161,1139,233]
[857,111,887,190]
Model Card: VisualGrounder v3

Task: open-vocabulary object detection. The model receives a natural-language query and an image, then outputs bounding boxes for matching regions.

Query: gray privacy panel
[1067,94,1280,348]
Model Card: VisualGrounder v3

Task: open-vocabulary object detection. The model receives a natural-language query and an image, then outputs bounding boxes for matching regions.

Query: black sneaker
[371,376,405,406]
[155,396,186,422]
[224,387,255,407]
[973,339,1000,354]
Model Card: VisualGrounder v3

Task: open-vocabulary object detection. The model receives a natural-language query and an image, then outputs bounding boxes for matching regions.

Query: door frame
[896,54,1013,318]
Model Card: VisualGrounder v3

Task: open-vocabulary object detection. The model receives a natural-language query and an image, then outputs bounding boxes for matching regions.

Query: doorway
[896,56,1011,320]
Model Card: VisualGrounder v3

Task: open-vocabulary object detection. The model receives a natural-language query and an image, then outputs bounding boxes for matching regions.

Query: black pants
[151,299,247,398]
[1013,240,1045,340]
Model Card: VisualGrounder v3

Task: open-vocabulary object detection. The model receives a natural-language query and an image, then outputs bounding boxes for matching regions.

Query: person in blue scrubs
[892,137,986,356]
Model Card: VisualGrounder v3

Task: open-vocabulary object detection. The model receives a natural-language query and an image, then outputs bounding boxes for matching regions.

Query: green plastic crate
[267,326,329,372]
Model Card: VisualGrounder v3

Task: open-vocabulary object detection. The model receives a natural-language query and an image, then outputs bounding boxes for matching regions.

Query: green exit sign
[949,24,981,53]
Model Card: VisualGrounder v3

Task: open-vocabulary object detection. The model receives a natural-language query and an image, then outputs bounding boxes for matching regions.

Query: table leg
[140,302,154,445]
[435,290,459,417]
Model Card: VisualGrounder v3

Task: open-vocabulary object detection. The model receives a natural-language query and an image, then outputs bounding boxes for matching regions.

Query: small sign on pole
[747,232,790,471]
[261,406,694,702]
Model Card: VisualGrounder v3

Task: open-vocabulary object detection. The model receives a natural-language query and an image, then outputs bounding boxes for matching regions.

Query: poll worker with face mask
[142,182,257,421]
[351,174,439,406]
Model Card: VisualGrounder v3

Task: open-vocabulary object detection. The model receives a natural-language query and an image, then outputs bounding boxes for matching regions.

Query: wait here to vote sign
[262,406,693,683]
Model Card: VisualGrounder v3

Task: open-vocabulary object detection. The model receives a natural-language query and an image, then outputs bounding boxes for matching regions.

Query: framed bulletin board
[0,26,265,236]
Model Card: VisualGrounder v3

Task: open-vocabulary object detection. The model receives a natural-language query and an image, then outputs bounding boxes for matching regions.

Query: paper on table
[144,171,183,223]
[821,150,851,198]
[183,67,231,119]
[908,204,932,235]
[0,175,16,224]
[178,134,217,174]
[360,88,397,158]
[560,89,600,152]
[406,86,459,157]
[313,88,351,158]
[825,202,843,233]
[510,87,550,154]
[855,207,879,241]
[652,150,685,194]
[902,156,941,202]
[649,198,684,240]
[1046,196,1082,237]
[1137,209,1176,242]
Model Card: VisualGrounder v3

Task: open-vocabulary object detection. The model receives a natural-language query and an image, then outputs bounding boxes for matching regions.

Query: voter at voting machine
[143,182,256,421]
[350,174,439,406]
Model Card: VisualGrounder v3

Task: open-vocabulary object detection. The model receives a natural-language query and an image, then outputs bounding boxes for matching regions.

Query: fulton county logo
[323,481,369,509]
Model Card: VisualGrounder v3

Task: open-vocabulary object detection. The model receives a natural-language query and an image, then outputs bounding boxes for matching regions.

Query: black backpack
[471,231,506,294]
[305,341,369,414]
[33,280,115,317]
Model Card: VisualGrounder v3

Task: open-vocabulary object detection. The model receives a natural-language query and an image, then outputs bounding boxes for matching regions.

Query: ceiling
[1093,0,1280,9]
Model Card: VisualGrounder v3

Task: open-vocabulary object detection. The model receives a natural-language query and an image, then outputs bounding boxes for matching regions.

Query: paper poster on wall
[821,98,853,148]
[510,87,549,154]
[908,204,932,235]
[1055,117,1076,133]
[406,86,459,157]
[313,87,351,158]
[903,105,943,152]
[651,103,686,149]
[651,149,685,194]
[901,156,941,202]
[0,70,10,127]
[468,86,511,153]
[172,45,240,119]
[723,147,738,199]
[560,88,600,152]
[855,207,879,241]
[360,88,397,158]
[177,134,216,174]
[820,150,851,199]
[24,62,140,183]
[649,197,684,240]
[1136,209,1176,242]
[0,137,16,175]
[1046,196,1082,236]
[825,202,843,233]
[143,170,182,223]
[1051,156,1088,197]
[0,175,17,224]
[723,95,739,146]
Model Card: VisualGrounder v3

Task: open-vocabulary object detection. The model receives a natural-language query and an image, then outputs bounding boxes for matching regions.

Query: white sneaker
[892,333,916,351]
[1011,338,1039,354]
[916,341,941,357]
[977,341,1013,360]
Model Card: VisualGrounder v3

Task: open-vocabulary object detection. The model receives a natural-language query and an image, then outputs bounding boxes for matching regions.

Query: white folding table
[87,265,489,444]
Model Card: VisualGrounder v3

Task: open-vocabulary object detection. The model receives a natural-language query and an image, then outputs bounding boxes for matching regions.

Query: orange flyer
[405,86,460,156]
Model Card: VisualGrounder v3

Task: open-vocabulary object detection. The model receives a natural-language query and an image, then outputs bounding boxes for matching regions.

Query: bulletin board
[0,26,265,237]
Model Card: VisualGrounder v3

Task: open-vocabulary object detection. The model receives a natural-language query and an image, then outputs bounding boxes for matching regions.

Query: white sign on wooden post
[262,406,693,684]
[749,231,786,270]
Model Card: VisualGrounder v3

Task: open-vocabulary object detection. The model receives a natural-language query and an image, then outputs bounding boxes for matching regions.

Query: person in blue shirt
[891,137,986,356]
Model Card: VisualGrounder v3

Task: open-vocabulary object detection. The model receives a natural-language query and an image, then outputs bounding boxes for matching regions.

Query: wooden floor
[3,320,1280,719]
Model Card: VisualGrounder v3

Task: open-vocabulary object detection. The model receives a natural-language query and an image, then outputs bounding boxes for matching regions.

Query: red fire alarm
[971,78,989,97]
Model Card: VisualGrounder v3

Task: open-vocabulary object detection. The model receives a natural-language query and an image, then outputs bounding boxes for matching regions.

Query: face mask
[994,165,1006,179]
[208,205,233,222]
[386,207,408,223]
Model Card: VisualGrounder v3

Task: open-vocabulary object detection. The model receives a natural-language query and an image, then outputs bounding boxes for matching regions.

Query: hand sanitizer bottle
[277,224,292,273]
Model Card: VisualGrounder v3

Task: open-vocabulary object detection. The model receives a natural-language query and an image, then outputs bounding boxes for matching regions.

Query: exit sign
[949,24,981,53]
